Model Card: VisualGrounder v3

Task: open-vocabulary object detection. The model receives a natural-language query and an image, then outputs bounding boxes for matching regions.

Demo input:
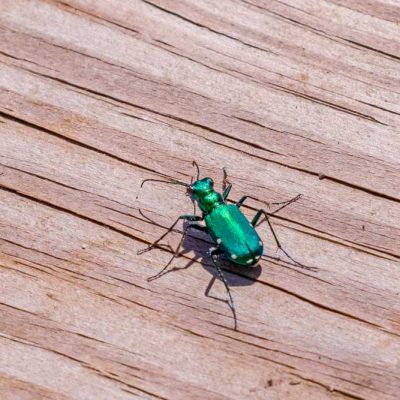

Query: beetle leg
[147,224,208,281]
[222,167,232,200]
[236,195,271,210]
[270,194,302,215]
[252,209,317,272]
[209,247,238,330]
[236,194,302,215]
[222,184,232,201]
[137,214,203,255]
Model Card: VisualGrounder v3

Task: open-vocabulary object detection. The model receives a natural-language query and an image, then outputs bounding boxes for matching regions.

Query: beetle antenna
[192,160,200,181]
[140,178,189,188]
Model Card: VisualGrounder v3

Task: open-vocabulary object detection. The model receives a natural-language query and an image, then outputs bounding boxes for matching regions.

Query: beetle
[138,161,316,329]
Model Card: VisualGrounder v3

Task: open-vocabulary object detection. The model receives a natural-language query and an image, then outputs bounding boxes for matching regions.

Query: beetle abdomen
[205,204,263,266]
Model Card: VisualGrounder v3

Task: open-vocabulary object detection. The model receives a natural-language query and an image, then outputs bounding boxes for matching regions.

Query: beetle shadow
[144,218,262,304]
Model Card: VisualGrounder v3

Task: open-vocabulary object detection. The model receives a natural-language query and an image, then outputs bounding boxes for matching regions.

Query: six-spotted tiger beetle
[138,161,316,329]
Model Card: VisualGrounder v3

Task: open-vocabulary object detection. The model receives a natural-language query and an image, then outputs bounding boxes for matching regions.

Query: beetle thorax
[189,177,224,214]
[196,191,223,213]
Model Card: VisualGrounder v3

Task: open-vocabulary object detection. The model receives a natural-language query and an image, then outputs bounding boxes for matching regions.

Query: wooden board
[1,1,400,399]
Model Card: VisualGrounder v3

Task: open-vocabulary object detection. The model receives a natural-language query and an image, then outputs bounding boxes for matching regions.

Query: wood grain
[1,1,400,399]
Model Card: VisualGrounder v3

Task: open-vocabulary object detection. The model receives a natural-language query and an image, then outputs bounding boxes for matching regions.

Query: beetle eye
[208,178,214,186]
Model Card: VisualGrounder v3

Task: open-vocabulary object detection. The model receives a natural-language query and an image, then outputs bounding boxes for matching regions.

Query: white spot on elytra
[231,254,237,260]
[216,238,221,244]
[259,241,263,246]
[255,255,261,260]
[246,259,254,264]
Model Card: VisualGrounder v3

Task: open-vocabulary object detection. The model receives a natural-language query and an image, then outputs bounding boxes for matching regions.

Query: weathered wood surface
[1,1,400,399]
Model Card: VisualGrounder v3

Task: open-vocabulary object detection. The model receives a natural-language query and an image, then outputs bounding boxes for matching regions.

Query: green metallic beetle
[138,161,315,329]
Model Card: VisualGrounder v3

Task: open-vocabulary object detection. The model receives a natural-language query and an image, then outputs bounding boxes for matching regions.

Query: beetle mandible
[138,161,316,329]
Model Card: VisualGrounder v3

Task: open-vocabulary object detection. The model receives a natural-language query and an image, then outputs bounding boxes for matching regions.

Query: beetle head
[188,177,214,199]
